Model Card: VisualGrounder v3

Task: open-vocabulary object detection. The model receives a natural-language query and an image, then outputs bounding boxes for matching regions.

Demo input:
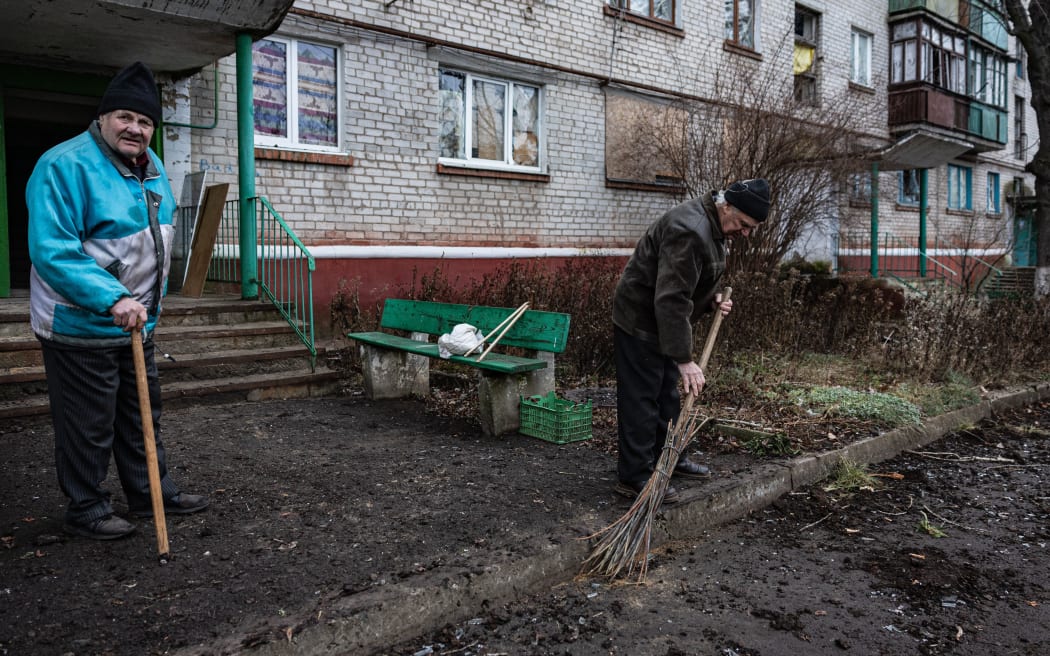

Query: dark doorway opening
[4,90,97,290]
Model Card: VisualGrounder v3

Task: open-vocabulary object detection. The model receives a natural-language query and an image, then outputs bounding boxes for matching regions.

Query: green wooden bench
[347,299,571,435]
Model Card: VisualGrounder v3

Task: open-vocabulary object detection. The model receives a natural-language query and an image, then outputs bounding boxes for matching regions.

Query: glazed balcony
[888,83,1007,153]
[889,0,1007,48]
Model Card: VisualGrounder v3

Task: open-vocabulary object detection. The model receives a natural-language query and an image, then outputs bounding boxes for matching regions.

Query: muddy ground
[0,384,1047,656]
[387,401,1050,656]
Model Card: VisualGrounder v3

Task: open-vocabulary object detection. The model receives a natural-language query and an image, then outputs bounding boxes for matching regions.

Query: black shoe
[130,493,209,518]
[614,480,680,505]
[63,515,136,540]
[674,458,711,479]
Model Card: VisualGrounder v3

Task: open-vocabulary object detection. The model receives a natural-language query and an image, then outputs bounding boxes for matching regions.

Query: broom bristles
[580,412,713,582]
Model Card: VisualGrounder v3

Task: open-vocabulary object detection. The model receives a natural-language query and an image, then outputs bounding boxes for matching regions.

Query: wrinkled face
[99,110,154,160]
[720,204,761,241]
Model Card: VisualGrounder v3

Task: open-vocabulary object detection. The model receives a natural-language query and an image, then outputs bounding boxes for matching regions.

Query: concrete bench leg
[359,343,429,399]
[476,355,555,436]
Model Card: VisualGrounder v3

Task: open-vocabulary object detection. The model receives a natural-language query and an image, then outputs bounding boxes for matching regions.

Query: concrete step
[0,294,346,420]
[0,367,345,420]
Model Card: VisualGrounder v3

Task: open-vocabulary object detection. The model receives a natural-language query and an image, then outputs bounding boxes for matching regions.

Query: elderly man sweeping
[611,178,771,505]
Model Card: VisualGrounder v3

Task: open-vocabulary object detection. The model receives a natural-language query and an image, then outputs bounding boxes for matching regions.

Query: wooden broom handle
[682,286,732,415]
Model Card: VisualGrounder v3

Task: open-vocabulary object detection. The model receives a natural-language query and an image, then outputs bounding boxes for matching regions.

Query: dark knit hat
[724,178,771,223]
[97,62,161,126]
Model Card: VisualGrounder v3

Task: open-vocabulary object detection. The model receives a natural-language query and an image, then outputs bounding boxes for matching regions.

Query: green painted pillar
[236,33,258,299]
[919,168,928,278]
[870,162,879,278]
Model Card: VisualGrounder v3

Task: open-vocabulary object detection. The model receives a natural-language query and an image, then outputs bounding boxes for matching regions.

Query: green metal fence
[255,196,316,367]
[202,197,316,367]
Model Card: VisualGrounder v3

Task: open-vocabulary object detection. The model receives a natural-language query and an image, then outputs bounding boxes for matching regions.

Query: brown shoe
[614,480,680,505]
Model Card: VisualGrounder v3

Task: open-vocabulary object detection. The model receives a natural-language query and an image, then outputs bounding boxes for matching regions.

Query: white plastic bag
[437,323,484,359]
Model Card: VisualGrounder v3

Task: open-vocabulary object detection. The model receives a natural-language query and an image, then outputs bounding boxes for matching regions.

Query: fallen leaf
[955,625,963,640]
[872,472,904,480]
[284,627,294,642]
[814,610,827,616]
[909,553,926,560]
[845,528,861,534]
[1027,600,1039,607]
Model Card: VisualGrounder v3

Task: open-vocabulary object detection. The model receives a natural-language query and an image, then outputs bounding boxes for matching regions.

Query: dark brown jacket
[612,193,726,363]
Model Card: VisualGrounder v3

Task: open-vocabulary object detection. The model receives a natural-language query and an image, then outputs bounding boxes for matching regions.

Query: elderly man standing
[27,62,208,540]
[612,179,771,504]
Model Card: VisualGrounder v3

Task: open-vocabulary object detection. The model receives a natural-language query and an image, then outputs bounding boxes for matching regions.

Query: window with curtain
[793,6,819,105]
[947,164,972,210]
[439,68,543,170]
[987,171,1000,213]
[899,169,920,206]
[253,37,340,150]
[608,0,674,23]
[725,0,757,50]
[850,28,872,87]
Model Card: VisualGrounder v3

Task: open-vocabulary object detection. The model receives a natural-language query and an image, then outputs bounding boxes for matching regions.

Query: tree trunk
[1004,0,1050,295]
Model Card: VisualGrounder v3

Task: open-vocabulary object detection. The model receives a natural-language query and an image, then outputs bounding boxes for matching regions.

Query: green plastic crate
[519,392,592,444]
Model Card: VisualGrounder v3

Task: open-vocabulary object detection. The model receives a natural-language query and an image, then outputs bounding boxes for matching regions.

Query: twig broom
[579,287,732,582]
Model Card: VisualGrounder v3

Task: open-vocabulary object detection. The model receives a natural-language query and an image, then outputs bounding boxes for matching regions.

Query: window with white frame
[987,171,1000,213]
[947,164,972,210]
[439,69,543,171]
[725,0,758,50]
[608,0,674,23]
[252,37,340,150]
[1014,95,1027,159]
[899,169,920,206]
[850,28,872,87]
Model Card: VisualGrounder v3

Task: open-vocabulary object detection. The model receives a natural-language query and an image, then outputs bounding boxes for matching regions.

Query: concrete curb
[214,383,1050,655]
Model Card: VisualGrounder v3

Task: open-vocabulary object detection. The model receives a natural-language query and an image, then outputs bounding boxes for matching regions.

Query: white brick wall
[182,0,1033,261]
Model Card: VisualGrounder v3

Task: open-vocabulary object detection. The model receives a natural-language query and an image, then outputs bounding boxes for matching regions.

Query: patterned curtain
[296,42,338,147]
[253,39,288,139]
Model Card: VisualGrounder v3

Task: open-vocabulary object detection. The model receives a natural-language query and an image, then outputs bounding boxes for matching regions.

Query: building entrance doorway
[1,89,97,295]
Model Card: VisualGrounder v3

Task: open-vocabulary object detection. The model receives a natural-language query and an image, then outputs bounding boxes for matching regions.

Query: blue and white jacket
[27,122,176,346]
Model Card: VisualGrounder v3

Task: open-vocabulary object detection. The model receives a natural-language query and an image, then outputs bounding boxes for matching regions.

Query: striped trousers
[39,337,180,525]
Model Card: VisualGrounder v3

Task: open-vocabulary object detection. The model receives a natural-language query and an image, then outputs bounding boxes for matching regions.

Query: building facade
[0,1,1037,319]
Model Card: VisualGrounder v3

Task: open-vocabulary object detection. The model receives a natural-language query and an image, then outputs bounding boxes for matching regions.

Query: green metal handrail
[204,196,316,368]
[255,196,317,368]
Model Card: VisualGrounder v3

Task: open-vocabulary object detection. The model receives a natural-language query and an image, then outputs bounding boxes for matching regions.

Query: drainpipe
[870,162,879,278]
[236,33,258,299]
[919,168,928,278]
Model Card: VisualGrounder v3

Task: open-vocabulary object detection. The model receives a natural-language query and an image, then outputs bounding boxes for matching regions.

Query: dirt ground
[387,400,1050,656]
[1,378,1047,656]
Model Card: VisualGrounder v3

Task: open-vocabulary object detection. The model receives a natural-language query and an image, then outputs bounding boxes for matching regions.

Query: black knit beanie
[723,178,771,223]
[97,62,161,126]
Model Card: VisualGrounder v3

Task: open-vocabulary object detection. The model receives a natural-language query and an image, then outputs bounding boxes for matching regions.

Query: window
[987,171,1000,213]
[969,44,1007,107]
[891,21,919,84]
[725,0,757,50]
[850,28,872,87]
[947,164,972,210]
[899,169,920,206]
[252,37,340,150]
[439,69,542,171]
[1016,41,1027,79]
[793,6,819,105]
[890,19,966,95]
[848,171,872,204]
[608,0,674,23]
[1014,95,1027,159]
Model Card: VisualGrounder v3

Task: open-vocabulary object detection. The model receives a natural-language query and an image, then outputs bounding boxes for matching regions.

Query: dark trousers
[39,338,179,525]
[615,327,681,484]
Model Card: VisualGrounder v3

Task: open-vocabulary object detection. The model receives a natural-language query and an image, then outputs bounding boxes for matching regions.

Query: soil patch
[387,401,1050,656]
[1,389,1047,656]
